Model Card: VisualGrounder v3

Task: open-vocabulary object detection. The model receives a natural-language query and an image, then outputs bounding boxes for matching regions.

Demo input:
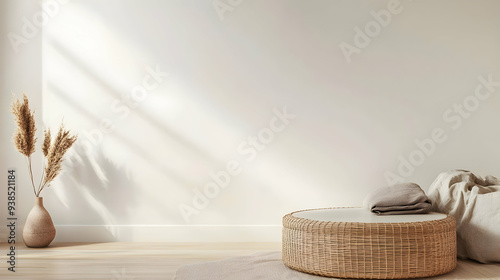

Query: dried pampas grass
[11,93,37,157]
[40,124,77,196]
[11,93,78,197]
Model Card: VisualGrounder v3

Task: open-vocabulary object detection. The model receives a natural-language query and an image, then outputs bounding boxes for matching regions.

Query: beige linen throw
[364,183,432,215]
[428,170,500,263]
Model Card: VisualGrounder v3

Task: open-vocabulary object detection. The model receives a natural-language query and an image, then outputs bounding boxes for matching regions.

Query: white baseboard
[52,225,283,242]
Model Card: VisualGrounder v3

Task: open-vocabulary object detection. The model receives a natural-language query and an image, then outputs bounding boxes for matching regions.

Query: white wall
[0,0,43,243]
[2,0,500,242]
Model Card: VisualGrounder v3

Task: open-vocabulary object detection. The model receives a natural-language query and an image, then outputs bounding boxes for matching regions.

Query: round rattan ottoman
[282,208,456,279]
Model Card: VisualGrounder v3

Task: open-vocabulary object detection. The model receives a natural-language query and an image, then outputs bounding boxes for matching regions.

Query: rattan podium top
[291,207,447,223]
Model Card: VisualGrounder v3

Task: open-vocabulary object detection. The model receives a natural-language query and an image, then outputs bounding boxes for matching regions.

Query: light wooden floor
[0,242,282,280]
[2,242,500,280]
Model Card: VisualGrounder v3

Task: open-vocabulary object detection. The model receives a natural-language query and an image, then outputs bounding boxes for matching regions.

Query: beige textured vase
[23,197,56,248]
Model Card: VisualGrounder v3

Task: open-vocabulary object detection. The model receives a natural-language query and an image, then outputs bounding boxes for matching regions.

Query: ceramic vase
[23,197,56,248]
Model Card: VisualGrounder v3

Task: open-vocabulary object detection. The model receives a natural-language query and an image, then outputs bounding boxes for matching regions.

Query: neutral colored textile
[172,251,500,280]
[363,183,432,215]
[428,170,500,263]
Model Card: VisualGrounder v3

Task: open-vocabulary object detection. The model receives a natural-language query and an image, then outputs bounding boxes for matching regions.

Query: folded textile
[364,183,432,215]
[428,170,500,263]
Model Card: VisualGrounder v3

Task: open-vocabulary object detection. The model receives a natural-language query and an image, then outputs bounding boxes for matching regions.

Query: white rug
[173,251,500,280]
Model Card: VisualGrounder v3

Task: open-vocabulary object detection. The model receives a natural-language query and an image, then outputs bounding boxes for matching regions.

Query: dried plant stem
[37,174,48,197]
[26,156,37,196]
[37,160,46,196]
[37,174,51,197]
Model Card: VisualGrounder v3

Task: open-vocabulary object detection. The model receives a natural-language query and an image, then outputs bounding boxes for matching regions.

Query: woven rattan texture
[282,208,457,279]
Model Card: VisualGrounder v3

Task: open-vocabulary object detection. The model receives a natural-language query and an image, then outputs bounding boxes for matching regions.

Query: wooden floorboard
[0,242,282,279]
